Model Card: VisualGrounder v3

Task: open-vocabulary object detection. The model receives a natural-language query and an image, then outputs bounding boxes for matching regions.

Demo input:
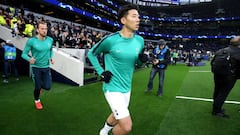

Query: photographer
[145,39,170,96]
[211,36,240,118]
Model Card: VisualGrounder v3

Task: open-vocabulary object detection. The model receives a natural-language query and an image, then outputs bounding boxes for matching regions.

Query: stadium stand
[0,0,239,84]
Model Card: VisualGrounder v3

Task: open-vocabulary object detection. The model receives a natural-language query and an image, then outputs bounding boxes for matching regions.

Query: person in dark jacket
[1,40,19,83]
[145,39,170,96]
[211,36,240,118]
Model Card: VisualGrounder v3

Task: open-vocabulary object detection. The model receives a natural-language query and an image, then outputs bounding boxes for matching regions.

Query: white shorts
[104,91,131,120]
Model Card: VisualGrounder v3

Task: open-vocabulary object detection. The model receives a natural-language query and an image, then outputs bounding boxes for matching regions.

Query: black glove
[101,71,113,83]
[138,48,148,63]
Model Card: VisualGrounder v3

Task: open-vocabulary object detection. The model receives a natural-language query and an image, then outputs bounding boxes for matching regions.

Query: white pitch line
[176,96,240,104]
[189,71,211,72]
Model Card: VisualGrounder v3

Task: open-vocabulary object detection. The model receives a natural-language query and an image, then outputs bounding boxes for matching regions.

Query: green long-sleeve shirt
[88,31,144,93]
[21,36,53,68]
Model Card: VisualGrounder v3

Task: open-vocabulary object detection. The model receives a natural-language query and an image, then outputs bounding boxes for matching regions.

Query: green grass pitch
[0,61,240,135]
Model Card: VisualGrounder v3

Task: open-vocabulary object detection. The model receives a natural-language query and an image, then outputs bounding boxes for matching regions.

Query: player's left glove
[101,71,113,83]
[138,48,148,63]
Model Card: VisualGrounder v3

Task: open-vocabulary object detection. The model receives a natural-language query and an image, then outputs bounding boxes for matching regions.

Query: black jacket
[228,45,240,79]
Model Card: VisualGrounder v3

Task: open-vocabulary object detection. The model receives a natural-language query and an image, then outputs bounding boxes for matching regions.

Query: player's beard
[40,32,47,38]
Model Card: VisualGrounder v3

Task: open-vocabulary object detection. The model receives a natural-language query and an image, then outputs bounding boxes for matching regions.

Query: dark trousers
[32,67,52,100]
[147,67,165,95]
[4,60,18,79]
[212,74,236,113]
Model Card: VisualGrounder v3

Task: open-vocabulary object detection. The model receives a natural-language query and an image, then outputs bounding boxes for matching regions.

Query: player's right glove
[101,71,113,83]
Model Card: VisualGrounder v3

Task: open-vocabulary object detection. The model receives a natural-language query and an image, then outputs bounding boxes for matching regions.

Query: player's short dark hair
[36,21,47,29]
[117,4,139,23]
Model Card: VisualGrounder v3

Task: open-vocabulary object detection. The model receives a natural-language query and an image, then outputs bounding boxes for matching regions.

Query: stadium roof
[124,0,212,6]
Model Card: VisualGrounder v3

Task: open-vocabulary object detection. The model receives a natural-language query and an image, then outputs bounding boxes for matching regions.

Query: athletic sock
[35,99,40,103]
[105,122,114,131]
[100,122,114,134]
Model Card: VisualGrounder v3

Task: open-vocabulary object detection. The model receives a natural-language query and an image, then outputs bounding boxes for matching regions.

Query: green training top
[21,36,53,68]
[88,31,144,93]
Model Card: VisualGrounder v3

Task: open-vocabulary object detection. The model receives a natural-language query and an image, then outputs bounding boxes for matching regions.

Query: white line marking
[189,71,211,72]
[176,96,240,104]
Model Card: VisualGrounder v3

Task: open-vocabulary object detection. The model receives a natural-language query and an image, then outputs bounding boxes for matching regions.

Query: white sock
[35,99,40,103]
[101,122,113,133]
